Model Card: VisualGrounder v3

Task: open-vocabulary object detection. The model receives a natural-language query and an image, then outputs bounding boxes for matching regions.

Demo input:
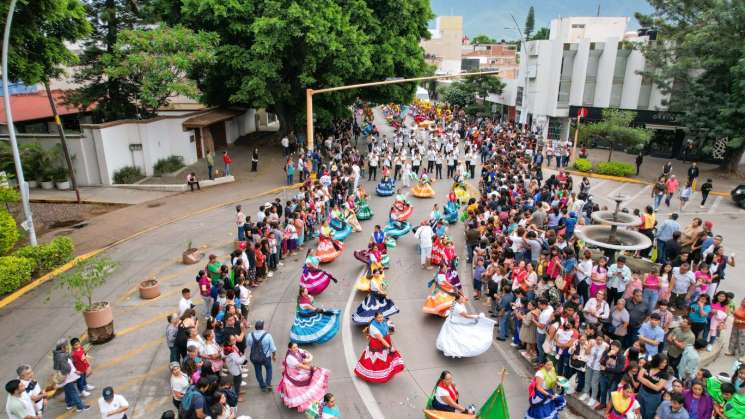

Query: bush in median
[0,209,19,255]
[0,256,35,294]
[113,165,144,184]
[14,236,75,275]
[594,161,636,177]
[573,158,592,172]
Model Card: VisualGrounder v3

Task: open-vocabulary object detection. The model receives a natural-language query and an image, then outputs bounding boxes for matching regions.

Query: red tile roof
[0,90,93,124]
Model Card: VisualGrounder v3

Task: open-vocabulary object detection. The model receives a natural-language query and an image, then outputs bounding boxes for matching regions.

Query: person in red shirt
[70,337,95,396]
[223,151,233,176]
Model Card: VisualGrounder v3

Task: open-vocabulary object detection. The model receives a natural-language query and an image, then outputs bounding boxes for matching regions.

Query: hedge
[14,236,75,275]
[574,158,592,172]
[153,155,185,176]
[594,161,636,177]
[0,256,34,294]
[113,166,144,184]
[0,209,19,255]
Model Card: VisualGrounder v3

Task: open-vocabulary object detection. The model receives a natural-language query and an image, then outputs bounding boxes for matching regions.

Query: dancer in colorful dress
[354,312,405,383]
[525,360,566,419]
[443,192,460,224]
[390,191,413,221]
[352,269,399,326]
[300,250,338,295]
[355,186,374,221]
[452,177,471,204]
[412,170,436,198]
[315,221,343,263]
[289,287,341,345]
[427,371,476,414]
[343,204,362,232]
[329,206,353,241]
[383,218,412,239]
[436,293,496,358]
[355,267,388,292]
[304,393,341,419]
[376,174,395,196]
[422,267,459,317]
[277,342,331,412]
[353,241,389,272]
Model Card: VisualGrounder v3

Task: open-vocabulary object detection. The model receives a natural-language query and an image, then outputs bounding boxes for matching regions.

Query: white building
[490,17,680,142]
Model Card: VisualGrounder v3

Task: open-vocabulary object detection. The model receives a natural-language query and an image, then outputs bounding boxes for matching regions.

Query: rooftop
[0,90,93,124]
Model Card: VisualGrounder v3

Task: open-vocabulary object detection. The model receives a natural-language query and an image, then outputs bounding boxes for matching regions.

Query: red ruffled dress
[354,320,404,383]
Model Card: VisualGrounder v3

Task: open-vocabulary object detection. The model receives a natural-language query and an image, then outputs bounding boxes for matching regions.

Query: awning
[182,108,245,129]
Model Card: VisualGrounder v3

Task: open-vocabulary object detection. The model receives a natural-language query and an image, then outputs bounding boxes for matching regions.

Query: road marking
[116,309,173,338]
[342,268,386,419]
[589,179,608,191]
[708,196,723,214]
[95,338,164,370]
[622,184,652,208]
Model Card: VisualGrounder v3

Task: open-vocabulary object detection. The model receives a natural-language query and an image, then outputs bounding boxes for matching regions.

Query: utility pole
[305,70,500,151]
[43,81,81,203]
[510,14,531,129]
[2,0,37,245]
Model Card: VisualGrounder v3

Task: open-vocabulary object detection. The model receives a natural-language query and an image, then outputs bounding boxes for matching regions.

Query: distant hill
[430,0,653,41]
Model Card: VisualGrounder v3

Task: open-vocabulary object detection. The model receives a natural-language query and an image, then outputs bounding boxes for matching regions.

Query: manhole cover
[147,202,164,208]
[50,219,84,229]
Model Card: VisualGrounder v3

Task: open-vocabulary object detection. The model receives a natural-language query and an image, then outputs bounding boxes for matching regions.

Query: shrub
[594,161,636,177]
[113,166,144,184]
[153,155,185,176]
[0,256,34,294]
[574,158,592,172]
[0,209,19,255]
[14,236,74,274]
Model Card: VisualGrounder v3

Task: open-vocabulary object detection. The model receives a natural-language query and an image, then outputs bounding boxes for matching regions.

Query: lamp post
[2,0,37,245]
[508,14,531,129]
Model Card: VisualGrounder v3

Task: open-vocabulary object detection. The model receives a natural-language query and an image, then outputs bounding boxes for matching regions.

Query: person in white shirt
[235,205,246,241]
[178,288,193,317]
[583,290,610,326]
[534,298,554,363]
[16,365,44,416]
[97,387,128,419]
[414,222,434,269]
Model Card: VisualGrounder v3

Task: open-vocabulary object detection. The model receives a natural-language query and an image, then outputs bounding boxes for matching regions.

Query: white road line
[607,183,628,198]
[342,266,386,419]
[622,185,652,208]
[590,179,608,191]
[708,196,723,214]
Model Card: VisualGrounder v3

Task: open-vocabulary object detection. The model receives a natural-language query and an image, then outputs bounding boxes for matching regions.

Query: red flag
[578,107,588,119]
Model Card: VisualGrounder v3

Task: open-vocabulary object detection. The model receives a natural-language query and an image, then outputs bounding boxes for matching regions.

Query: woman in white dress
[436,293,496,358]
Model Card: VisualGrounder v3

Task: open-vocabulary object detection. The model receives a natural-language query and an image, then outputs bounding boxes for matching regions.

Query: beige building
[461,43,519,79]
[421,16,463,75]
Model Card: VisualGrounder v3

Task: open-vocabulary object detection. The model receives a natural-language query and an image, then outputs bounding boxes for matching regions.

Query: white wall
[238,109,257,136]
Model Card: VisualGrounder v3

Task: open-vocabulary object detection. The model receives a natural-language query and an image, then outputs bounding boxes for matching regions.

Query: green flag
[478,384,510,419]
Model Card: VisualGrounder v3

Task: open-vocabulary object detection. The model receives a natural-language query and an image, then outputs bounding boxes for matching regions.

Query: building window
[609,52,629,107]
[638,76,652,109]
[515,87,524,107]
[571,24,586,29]
[583,52,601,106]
[547,117,562,140]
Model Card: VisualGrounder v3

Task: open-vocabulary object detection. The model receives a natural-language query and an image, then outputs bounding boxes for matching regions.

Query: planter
[55,180,71,190]
[40,180,54,190]
[138,279,161,299]
[182,248,203,265]
[26,180,38,189]
[82,301,115,344]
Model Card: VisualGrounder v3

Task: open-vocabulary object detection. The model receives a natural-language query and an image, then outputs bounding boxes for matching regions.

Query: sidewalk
[583,148,741,194]
[30,186,176,205]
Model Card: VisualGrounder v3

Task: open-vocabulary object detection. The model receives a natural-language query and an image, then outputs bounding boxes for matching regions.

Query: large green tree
[636,0,745,171]
[154,0,432,133]
[579,108,651,161]
[471,34,497,45]
[531,27,549,40]
[67,0,145,122]
[524,6,535,39]
[103,25,218,117]
[439,74,504,114]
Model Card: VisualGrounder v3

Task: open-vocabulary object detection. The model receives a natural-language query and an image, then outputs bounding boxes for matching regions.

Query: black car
[732,184,745,208]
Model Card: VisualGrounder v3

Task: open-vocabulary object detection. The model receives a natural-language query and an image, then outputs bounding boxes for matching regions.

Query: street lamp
[2,0,37,245]
[507,14,531,128]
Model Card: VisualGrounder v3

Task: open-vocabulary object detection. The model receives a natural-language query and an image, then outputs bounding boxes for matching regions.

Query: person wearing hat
[97,387,128,419]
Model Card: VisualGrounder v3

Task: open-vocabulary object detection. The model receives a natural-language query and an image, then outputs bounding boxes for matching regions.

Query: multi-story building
[490,16,682,146]
[461,43,519,79]
[421,16,463,75]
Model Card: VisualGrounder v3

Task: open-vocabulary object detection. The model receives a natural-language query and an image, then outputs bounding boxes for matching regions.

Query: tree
[471,34,497,45]
[67,0,144,122]
[103,25,218,117]
[636,1,745,172]
[524,6,535,40]
[531,27,550,40]
[439,74,504,114]
[154,0,432,133]
[578,108,651,161]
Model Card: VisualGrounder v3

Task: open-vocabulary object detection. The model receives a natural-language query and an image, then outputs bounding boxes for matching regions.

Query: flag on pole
[478,384,510,419]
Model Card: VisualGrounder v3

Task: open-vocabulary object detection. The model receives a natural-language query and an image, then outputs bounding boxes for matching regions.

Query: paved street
[2,110,744,418]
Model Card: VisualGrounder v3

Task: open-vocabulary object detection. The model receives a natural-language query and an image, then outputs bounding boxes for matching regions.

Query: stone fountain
[575,194,653,268]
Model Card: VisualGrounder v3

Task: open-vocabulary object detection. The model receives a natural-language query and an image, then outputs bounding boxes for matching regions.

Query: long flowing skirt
[354,272,387,292]
[352,292,400,326]
[356,198,374,220]
[444,202,459,224]
[290,309,341,345]
[330,221,353,241]
[299,266,333,295]
[436,315,496,357]
[376,181,395,196]
[353,249,390,269]
[390,204,413,221]
[277,367,330,412]
[346,213,362,232]
[453,184,470,204]
[383,221,411,239]
[354,336,405,383]
[412,183,435,198]
[316,236,343,263]
[422,289,456,317]
[525,390,566,419]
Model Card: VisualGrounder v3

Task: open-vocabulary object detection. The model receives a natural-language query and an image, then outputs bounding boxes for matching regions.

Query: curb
[564,169,731,197]
[29,199,128,206]
[0,182,302,311]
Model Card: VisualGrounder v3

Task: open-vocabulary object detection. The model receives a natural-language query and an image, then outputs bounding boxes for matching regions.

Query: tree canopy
[471,34,497,45]
[439,74,504,114]
[531,27,550,41]
[579,108,651,161]
[154,0,433,133]
[636,0,745,170]
[524,6,535,40]
[0,0,90,84]
[103,25,218,117]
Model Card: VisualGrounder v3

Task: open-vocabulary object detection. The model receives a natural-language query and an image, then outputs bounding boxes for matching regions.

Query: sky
[429,0,654,41]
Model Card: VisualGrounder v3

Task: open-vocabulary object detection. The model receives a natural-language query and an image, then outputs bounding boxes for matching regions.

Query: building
[0,89,94,135]
[461,43,519,79]
[421,16,463,75]
[489,16,682,147]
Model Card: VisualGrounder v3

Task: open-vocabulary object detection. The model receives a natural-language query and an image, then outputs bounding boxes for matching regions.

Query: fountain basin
[575,225,652,251]
[591,211,642,227]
